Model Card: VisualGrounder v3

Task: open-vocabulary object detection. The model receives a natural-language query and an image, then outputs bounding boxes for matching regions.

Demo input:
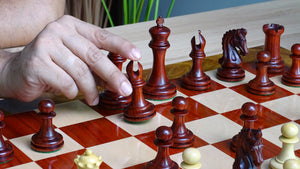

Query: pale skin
[0,0,141,106]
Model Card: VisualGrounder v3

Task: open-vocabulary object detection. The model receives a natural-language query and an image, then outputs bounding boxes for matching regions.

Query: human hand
[0,15,141,106]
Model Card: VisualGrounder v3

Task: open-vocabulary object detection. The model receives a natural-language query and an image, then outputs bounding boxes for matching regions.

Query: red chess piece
[282,43,300,86]
[145,126,179,169]
[247,51,275,95]
[124,61,156,122]
[181,30,211,90]
[31,99,64,152]
[263,23,285,74]
[170,96,194,148]
[143,16,177,100]
[98,52,132,110]
[231,102,258,152]
[0,111,13,163]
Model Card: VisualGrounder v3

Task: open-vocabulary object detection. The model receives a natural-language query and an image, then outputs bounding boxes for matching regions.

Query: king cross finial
[156,16,164,27]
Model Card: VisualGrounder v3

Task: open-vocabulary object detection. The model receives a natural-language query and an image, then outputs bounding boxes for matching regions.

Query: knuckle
[76,62,90,79]
[94,29,111,47]
[86,47,105,64]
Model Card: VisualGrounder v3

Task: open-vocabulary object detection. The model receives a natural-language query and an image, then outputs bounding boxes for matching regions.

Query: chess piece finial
[181,30,211,90]
[0,111,14,163]
[282,43,300,86]
[181,148,202,169]
[217,28,248,82]
[283,159,300,169]
[170,96,194,148]
[263,23,285,74]
[270,122,299,169]
[156,16,164,27]
[31,99,64,152]
[74,149,102,169]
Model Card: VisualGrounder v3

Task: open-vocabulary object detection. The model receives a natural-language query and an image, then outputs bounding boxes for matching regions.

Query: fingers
[57,15,141,61]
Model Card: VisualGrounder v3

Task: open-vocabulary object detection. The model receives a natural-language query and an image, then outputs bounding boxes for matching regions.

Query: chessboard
[0,45,300,169]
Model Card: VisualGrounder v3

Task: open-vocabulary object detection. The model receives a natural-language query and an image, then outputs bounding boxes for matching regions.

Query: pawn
[145,126,179,169]
[74,149,102,169]
[170,96,194,148]
[270,122,299,169]
[124,61,156,122]
[247,51,276,95]
[231,102,258,152]
[181,148,202,169]
[282,43,300,87]
[31,99,64,152]
[181,30,211,91]
[0,111,13,163]
[283,159,300,169]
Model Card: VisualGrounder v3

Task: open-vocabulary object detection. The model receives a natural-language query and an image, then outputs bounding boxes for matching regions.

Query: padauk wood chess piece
[31,99,64,152]
[263,23,285,74]
[0,111,13,164]
[282,43,300,86]
[98,52,131,110]
[143,16,176,100]
[145,126,179,169]
[170,96,194,148]
[247,51,276,95]
[181,30,211,90]
[124,61,156,122]
[217,28,248,82]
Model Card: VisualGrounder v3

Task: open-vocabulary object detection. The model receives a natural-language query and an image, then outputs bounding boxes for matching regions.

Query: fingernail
[91,97,99,106]
[121,81,132,96]
[131,48,141,60]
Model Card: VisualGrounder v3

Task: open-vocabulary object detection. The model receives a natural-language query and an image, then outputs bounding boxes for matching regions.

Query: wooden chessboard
[1,46,300,169]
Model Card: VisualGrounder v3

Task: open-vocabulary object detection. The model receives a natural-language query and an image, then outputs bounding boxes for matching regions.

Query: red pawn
[0,111,13,163]
[247,51,275,95]
[282,43,300,86]
[145,126,179,169]
[170,96,194,148]
[31,99,64,152]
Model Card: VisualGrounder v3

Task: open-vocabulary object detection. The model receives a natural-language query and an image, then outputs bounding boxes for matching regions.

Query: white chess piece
[270,122,299,169]
[283,159,300,169]
[74,149,102,169]
[181,147,202,169]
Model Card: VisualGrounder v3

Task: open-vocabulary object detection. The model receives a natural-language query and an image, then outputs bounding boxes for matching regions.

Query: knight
[217,28,248,82]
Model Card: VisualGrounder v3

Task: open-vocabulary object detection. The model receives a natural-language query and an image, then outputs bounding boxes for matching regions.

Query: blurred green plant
[101,0,175,27]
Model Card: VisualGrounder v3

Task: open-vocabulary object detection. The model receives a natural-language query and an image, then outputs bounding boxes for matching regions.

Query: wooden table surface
[105,0,300,71]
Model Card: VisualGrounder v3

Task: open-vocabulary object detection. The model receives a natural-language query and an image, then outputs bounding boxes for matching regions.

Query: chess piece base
[143,83,177,100]
[31,133,64,152]
[217,67,245,82]
[98,91,131,110]
[145,160,179,169]
[268,60,284,74]
[269,157,300,169]
[246,80,276,96]
[181,74,211,91]
[171,130,194,149]
[0,142,13,164]
[282,73,300,87]
[124,103,156,122]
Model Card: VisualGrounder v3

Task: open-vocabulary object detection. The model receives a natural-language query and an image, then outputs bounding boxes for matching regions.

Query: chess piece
[74,149,102,169]
[233,128,263,169]
[31,99,64,152]
[270,122,299,169]
[247,51,276,95]
[145,126,179,169]
[282,43,300,86]
[170,96,194,148]
[263,23,285,74]
[283,159,300,169]
[217,28,248,82]
[0,111,13,163]
[181,148,202,169]
[231,102,258,152]
[181,30,211,90]
[124,61,156,122]
[98,52,131,110]
[143,16,177,100]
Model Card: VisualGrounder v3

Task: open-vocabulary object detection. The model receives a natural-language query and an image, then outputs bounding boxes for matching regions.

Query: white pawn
[283,159,300,169]
[74,149,102,169]
[270,122,299,169]
[181,148,202,169]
